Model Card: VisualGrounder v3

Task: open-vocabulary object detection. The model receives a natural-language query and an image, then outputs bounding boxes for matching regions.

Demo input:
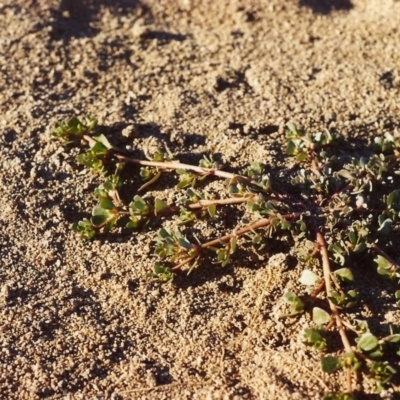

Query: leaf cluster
[53,116,400,395]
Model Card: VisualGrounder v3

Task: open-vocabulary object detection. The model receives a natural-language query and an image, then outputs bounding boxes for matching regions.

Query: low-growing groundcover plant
[53,116,400,398]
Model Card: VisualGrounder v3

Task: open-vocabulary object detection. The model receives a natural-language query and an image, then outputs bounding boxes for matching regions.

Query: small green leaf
[378,217,393,235]
[299,270,320,286]
[207,203,217,218]
[178,237,193,249]
[92,205,111,217]
[91,214,109,226]
[159,228,171,239]
[126,215,142,229]
[348,231,357,244]
[147,262,175,283]
[72,219,96,240]
[100,198,114,210]
[287,122,298,133]
[375,255,392,269]
[387,190,399,207]
[358,332,379,352]
[93,134,113,149]
[313,307,331,325]
[286,140,297,156]
[321,356,342,373]
[377,266,390,276]
[353,242,367,253]
[386,334,400,343]
[337,169,354,180]
[296,151,308,162]
[334,268,354,282]
[302,327,327,352]
[177,179,193,189]
[155,198,167,214]
[284,292,304,313]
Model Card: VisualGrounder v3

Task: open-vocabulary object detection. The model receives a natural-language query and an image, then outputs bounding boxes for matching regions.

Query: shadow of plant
[299,0,353,15]
[51,0,148,40]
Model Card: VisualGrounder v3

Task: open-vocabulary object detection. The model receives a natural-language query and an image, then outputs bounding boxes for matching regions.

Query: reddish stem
[316,232,353,353]
[171,213,301,270]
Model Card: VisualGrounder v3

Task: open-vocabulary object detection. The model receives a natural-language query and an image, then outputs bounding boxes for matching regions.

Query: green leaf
[92,205,111,217]
[230,236,237,254]
[284,292,304,313]
[377,266,390,276]
[313,307,331,325]
[296,151,308,162]
[155,198,167,214]
[287,122,298,133]
[159,228,171,239]
[387,190,399,207]
[133,195,146,210]
[126,215,142,229]
[334,268,354,282]
[348,231,357,244]
[207,203,216,218]
[358,332,379,352]
[72,219,96,240]
[178,237,193,249]
[177,179,193,189]
[91,214,109,226]
[302,327,327,352]
[375,255,392,269]
[299,270,320,286]
[147,262,175,283]
[321,356,342,373]
[337,169,354,180]
[286,140,297,156]
[93,134,113,149]
[386,334,400,343]
[100,198,114,210]
[353,242,367,253]
[378,217,393,235]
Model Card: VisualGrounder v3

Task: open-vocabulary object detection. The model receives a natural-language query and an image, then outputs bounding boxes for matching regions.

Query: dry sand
[1,0,400,398]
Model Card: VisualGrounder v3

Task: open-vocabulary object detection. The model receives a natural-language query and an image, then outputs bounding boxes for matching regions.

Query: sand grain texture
[1,0,400,398]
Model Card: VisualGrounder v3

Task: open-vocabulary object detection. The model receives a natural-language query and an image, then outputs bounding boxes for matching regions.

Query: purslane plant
[53,116,400,397]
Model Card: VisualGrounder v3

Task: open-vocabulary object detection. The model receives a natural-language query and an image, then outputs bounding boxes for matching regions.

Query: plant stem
[316,232,353,352]
[171,213,301,270]
[201,213,301,249]
[316,231,354,393]
[116,153,309,210]
[188,197,251,208]
[115,154,254,184]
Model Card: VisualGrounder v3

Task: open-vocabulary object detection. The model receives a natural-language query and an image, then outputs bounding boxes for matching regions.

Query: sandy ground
[1,0,400,398]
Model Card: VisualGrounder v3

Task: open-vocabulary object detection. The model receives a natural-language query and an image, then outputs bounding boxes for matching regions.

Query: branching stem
[171,213,301,270]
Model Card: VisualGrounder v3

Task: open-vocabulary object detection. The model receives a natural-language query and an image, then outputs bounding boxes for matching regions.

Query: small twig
[138,171,162,191]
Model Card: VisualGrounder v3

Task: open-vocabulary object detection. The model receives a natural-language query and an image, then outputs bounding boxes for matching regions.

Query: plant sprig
[53,116,400,396]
